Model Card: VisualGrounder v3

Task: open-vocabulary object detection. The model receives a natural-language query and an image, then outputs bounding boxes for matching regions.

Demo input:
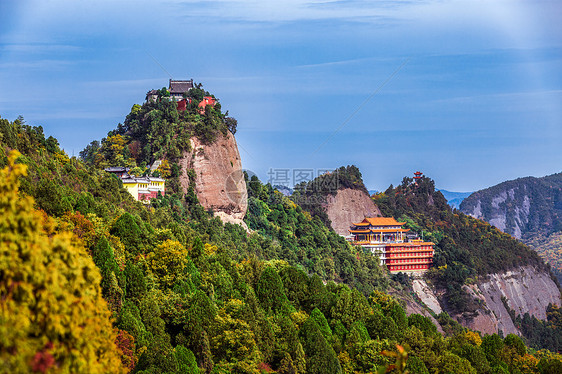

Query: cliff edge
[179,133,248,228]
[325,188,381,236]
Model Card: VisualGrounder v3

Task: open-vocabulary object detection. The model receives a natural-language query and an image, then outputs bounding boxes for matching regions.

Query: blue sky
[0,0,561,192]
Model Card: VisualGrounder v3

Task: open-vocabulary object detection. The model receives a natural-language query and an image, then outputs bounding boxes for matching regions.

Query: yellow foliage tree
[107,134,127,154]
[147,240,188,288]
[512,353,539,373]
[156,159,171,178]
[0,151,125,373]
[211,299,262,370]
[462,331,483,347]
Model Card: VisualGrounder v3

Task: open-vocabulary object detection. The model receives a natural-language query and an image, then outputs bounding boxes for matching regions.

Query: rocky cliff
[179,133,248,228]
[412,266,561,336]
[460,172,562,240]
[460,172,562,281]
[324,188,381,236]
[459,266,561,336]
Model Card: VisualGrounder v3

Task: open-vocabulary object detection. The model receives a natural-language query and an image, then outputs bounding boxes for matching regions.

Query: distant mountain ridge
[438,189,473,210]
[460,172,562,239]
[459,171,562,280]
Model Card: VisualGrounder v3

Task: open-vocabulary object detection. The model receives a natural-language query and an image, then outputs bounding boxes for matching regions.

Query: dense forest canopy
[2,110,562,373]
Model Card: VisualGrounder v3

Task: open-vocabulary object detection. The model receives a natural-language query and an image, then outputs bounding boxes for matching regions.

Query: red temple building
[349,217,434,273]
[414,171,423,182]
[198,96,216,113]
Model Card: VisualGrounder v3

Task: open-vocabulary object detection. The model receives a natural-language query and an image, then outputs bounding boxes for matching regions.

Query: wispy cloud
[0,43,81,54]
[168,0,416,23]
[0,59,73,70]
[296,56,393,69]
[433,89,562,104]
[82,78,166,89]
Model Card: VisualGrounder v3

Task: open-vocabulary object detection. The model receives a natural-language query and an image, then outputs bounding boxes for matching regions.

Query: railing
[387,253,433,259]
[386,259,433,265]
[353,240,404,245]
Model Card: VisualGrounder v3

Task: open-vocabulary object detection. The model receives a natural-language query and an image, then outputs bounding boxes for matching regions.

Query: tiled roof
[104,166,129,172]
[169,79,194,94]
[349,228,410,233]
[352,217,405,226]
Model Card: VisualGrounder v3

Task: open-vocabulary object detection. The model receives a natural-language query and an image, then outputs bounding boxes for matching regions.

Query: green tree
[331,286,369,328]
[408,314,437,337]
[435,352,476,374]
[481,334,505,368]
[310,308,332,341]
[300,317,342,374]
[0,151,125,373]
[110,212,145,254]
[256,266,290,314]
[176,345,200,374]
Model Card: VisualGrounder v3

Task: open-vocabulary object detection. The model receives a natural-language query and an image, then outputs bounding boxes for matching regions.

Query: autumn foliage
[2,113,562,373]
[0,151,125,373]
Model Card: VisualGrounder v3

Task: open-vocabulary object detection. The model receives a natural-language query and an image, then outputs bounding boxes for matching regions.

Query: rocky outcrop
[410,267,560,336]
[390,281,445,335]
[460,172,562,240]
[462,187,531,239]
[412,279,442,315]
[179,133,248,229]
[453,266,561,335]
[460,172,562,283]
[325,188,381,236]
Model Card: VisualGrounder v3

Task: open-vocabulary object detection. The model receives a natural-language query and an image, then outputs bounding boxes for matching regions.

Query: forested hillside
[460,172,562,282]
[2,111,562,373]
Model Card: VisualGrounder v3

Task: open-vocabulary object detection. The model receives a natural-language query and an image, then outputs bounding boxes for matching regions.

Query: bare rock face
[325,188,382,236]
[390,283,445,335]
[453,266,561,336]
[412,279,443,315]
[179,133,248,228]
[458,284,518,336]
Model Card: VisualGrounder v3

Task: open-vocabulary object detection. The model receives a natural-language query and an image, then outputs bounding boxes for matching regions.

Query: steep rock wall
[325,188,381,236]
[390,286,445,335]
[453,266,561,335]
[412,279,442,315]
[460,172,562,240]
[411,267,560,336]
[462,187,531,239]
[179,133,248,228]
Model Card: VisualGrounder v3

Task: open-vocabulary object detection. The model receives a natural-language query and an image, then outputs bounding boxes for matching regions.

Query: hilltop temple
[146,79,194,102]
[349,217,434,273]
[145,79,216,113]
